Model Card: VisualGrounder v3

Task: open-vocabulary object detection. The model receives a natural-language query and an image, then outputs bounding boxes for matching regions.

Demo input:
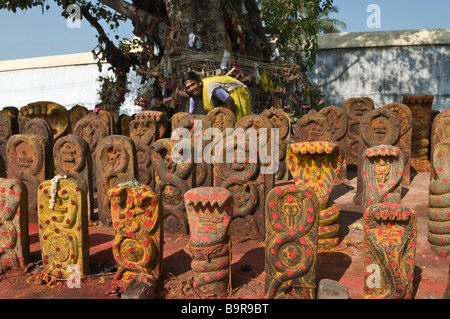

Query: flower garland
[49,174,67,210]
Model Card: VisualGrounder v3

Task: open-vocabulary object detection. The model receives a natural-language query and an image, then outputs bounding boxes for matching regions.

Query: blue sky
[0,0,449,61]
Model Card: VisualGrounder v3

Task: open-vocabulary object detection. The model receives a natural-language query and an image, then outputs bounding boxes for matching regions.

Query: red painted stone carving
[18,101,69,142]
[0,113,15,177]
[294,110,332,143]
[286,142,341,249]
[428,139,450,257]
[319,105,349,180]
[403,94,434,172]
[73,112,111,192]
[95,109,117,134]
[73,112,111,153]
[134,110,169,140]
[382,103,412,186]
[265,183,319,299]
[343,97,375,168]
[172,113,213,188]
[118,114,134,137]
[355,108,401,206]
[151,138,194,234]
[130,116,157,189]
[261,108,291,181]
[360,145,404,212]
[95,135,138,227]
[109,184,163,282]
[207,107,236,131]
[184,187,233,298]
[0,178,30,269]
[53,134,94,222]
[6,134,51,222]
[37,178,89,279]
[431,109,450,151]
[213,115,274,241]
[363,203,417,299]
[68,105,89,134]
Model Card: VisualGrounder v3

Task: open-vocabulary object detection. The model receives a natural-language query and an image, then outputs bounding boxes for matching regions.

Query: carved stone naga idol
[354,108,401,206]
[0,178,30,269]
[343,97,375,169]
[382,103,412,186]
[109,184,163,282]
[363,203,417,299]
[260,108,292,181]
[184,187,233,298]
[37,178,89,280]
[319,105,349,180]
[151,138,195,235]
[18,101,70,143]
[360,145,405,213]
[286,141,341,249]
[265,183,319,299]
[403,94,434,172]
[95,136,138,227]
[428,139,450,257]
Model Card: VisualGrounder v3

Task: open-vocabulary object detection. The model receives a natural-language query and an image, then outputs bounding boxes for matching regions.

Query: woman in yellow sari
[183,71,252,120]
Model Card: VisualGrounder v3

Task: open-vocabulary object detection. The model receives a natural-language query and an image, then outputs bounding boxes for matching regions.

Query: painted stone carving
[207,107,236,131]
[118,114,134,137]
[109,184,163,282]
[0,178,30,269]
[382,103,412,186]
[73,112,111,153]
[431,109,450,151]
[354,108,401,206]
[319,105,348,180]
[134,110,169,140]
[130,116,157,189]
[0,112,18,140]
[98,104,119,128]
[22,117,53,145]
[234,114,275,191]
[6,134,51,222]
[363,203,417,299]
[53,134,94,222]
[184,187,233,298]
[95,136,138,227]
[261,108,291,181]
[360,145,404,213]
[343,97,375,168]
[428,139,450,257]
[95,109,116,135]
[37,178,89,279]
[73,112,111,191]
[151,138,195,234]
[68,105,89,133]
[172,113,213,188]
[0,113,16,176]
[403,94,434,172]
[286,142,341,249]
[265,183,319,299]
[213,115,274,241]
[18,101,69,142]
[294,109,332,143]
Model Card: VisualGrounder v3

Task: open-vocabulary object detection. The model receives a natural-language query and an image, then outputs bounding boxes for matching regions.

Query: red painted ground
[0,171,448,299]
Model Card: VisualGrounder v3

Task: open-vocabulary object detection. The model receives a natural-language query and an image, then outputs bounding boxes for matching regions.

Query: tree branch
[96,0,168,30]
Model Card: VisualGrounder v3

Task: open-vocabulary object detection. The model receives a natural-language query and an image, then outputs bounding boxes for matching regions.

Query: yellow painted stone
[37,178,89,279]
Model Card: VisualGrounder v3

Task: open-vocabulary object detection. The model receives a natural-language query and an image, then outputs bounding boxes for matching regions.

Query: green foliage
[258,0,340,70]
